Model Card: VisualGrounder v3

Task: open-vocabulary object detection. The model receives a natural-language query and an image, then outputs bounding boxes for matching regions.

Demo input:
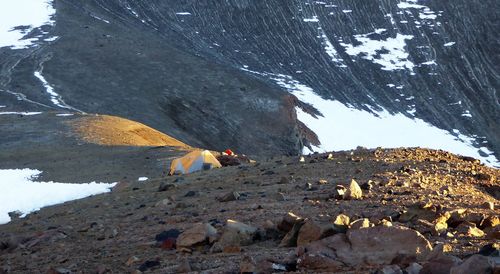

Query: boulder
[450,254,494,274]
[298,225,432,269]
[338,225,432,265]
[297,219,335,246]
[212,220,258,252]
[176,223,217,249]
[345,179,363,200]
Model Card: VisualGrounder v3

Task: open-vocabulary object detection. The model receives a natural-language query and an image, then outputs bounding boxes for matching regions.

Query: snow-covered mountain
[0,0,498,166]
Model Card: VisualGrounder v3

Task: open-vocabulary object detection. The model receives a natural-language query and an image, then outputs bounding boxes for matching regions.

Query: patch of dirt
[70,114,192,148]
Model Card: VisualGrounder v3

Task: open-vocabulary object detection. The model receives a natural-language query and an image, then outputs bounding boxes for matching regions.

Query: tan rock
[450,254,494,274]
[297,219,335,246]
[176,223,217,249]
[345,179,363,199]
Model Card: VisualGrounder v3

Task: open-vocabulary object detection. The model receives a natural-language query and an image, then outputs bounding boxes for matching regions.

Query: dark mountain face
[0,0,498,162]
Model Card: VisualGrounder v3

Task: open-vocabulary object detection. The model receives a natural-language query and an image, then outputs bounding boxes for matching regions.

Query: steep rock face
[1,0,498,158]
[0,0,304,156]
[75,0,498,157]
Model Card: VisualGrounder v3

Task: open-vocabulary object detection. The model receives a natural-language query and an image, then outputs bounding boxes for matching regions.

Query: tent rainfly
[169,150,222,175]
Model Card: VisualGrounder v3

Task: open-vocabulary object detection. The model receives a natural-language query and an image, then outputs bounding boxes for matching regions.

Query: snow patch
[0,169,116,224]
[138,177,148,182]
[0,111,42,116]
[0,0,56,49]
[340,33,415,71]
[303,16,319,23]
[176,12,192,16]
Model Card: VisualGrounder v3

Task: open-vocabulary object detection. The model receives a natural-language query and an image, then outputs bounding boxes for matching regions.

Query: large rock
[450,254,494,274]
[298,225,433,270]
[345,179,363,200]
[297,219,335,246]
[215,219,258,250]
[176,223,217,249]
[339,225,432,265]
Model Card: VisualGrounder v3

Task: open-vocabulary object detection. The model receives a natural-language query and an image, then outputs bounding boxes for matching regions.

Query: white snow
[303,16,319,23]
[0,169,116,224]
[240,68,499,167]
[397,2,426,9]
[56,113,74,117]
[34,70,83,113]
[138,177,148,182]
[90,14,110,24]
[0,0,56,49]
[340,33,415,71]
[444,42,456,47]
[0,111,42,115]
[421,60,437,65]
[176,12,192,16]
[34,71,64,107]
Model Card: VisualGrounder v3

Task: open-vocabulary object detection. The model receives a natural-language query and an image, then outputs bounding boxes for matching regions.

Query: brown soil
[70,115,191,149]
[0,147,498,273]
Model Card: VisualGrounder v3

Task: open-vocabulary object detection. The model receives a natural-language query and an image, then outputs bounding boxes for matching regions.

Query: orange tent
[169,150,222,175]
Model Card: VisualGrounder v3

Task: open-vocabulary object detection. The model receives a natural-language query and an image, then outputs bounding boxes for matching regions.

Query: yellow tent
[169,150,222,175]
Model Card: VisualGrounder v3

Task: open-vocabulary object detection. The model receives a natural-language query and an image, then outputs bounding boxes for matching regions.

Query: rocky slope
[1,146,498,273]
